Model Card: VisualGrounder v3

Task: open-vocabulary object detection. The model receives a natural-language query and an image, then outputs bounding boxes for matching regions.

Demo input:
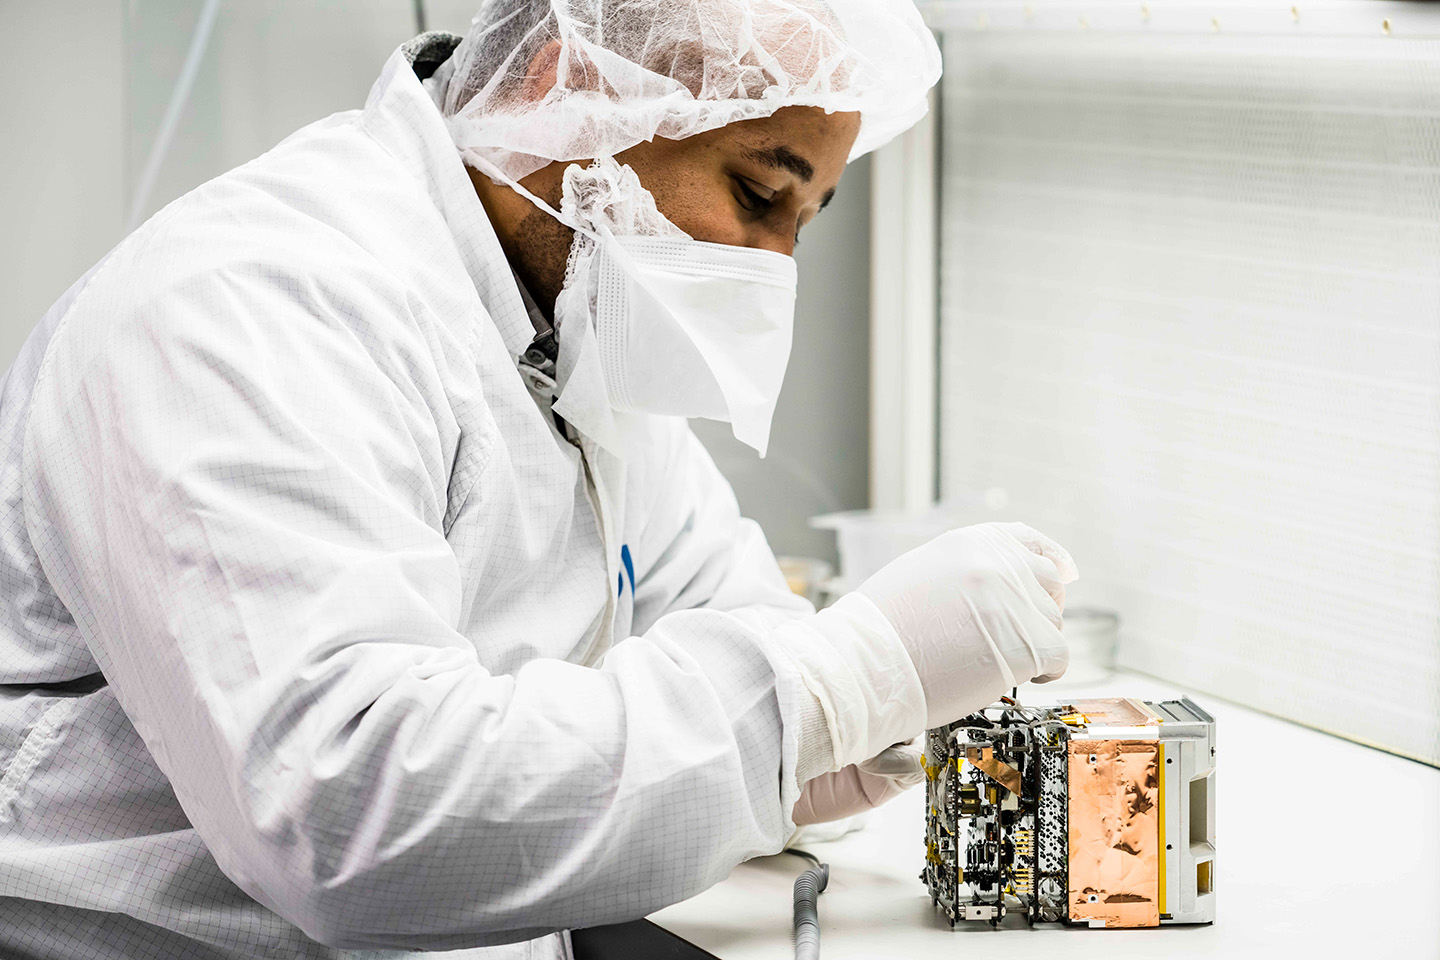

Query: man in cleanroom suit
[0,2,1078,957]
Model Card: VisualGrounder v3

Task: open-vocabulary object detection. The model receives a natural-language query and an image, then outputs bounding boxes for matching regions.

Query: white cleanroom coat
[0,33,822,959]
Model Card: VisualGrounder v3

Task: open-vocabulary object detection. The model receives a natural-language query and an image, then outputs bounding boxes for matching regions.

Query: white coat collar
[362,37,654,459]
[359,36,537,365]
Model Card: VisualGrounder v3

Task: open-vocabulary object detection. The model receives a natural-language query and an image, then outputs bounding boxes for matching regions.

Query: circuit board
[922,696,1216,929]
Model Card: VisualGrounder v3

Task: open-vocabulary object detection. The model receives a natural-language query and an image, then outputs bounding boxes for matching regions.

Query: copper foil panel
[1067,739,1161,928]
[1066,698,1162,728]
[965,746,1023,795]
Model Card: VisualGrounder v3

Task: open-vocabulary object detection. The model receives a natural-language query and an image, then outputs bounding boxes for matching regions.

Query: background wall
[0,1,126,367]
[691,156,871,566]
[935,7,1440,765]
[0,0,869,563]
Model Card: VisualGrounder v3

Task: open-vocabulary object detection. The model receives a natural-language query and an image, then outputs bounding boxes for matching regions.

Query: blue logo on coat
[617,544,635,598]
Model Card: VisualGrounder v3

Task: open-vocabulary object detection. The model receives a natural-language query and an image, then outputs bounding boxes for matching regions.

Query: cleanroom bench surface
[649,672,1440,960]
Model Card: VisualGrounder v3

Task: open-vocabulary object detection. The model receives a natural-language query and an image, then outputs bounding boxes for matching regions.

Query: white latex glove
[775,522,1078,771]
[791,739,925,826]
[860,521,1079,730]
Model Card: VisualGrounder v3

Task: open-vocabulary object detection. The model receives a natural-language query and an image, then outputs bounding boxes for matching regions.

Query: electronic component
[922,696,1215,928]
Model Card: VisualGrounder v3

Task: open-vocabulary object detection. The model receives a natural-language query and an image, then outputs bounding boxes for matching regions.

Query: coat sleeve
[628,421,816,637]
[22,252,813,951]
[623,422,835,781]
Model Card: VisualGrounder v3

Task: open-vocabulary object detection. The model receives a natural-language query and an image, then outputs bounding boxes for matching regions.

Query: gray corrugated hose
[792,860,830,960]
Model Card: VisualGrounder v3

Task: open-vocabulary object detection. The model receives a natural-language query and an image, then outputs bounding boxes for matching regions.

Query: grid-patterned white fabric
[0,34,821,957]
[938,19,1440,765]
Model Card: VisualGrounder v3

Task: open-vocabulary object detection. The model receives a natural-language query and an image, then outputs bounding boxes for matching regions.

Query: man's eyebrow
[745,145,815,183]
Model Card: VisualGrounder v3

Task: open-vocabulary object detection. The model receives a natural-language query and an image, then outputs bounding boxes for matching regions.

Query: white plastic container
[808,511,947,591]
[774,555,834,608]
[1050,607,1120,686]
[810,493,1009,591]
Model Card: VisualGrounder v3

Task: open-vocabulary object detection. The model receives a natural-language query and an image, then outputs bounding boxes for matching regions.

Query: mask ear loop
[468,153,649,407]
[463,153,792,318]
[468,153,685,286]
[465,153,607,243]
[469,152,684,312]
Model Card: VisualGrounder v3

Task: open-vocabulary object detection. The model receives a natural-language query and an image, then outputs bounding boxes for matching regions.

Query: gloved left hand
[791,739,926,826]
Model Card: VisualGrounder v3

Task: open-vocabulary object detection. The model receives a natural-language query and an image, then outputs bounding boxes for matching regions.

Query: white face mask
[593,235,796,456]
[473,155,798,458]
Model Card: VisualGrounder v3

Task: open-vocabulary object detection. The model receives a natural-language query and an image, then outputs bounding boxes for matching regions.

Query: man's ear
[521,39,563,102]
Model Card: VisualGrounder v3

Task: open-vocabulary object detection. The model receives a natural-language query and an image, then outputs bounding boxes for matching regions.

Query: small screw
[1167,843,1173,850]
[1166,757,1173,764]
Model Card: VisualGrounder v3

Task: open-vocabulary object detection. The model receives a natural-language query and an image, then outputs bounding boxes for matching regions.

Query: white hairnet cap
[432,0,942,182]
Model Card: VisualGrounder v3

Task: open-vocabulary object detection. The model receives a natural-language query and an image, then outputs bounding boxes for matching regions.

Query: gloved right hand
[858,521,1078,730]
[775,522,1078,773]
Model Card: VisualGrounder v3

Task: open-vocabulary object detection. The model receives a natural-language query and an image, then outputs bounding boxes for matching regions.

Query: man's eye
[735,178,774,213]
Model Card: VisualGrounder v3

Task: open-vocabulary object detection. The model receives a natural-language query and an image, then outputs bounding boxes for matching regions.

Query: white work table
[650,672,1440,959]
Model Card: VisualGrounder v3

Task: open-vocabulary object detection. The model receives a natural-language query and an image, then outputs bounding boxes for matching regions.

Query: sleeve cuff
[767,592,927,771]
[794,690,836,786]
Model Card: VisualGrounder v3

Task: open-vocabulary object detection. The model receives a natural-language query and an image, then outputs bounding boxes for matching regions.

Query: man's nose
[747,225,796,257]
